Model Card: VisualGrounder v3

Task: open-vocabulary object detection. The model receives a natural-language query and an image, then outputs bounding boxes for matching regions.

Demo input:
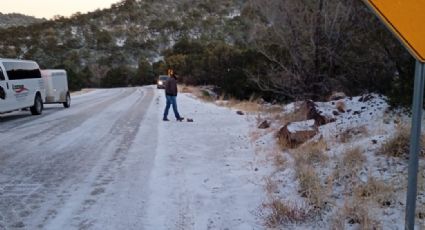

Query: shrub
[292,139,328,166]
[338,126,368,143]
[264,199,310,227]
[379,126,425,158]
[354,177,395,207]
[339,199,380,229]
[296,164,327,210]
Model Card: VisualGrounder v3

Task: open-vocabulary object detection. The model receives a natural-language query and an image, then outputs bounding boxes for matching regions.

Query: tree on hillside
[246,0,414,102]
[101,66,135,88]
[134,58,155,86]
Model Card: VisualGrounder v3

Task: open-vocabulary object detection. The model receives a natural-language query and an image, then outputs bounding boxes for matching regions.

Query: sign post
[406,61,425,229]
[362,0,425,228]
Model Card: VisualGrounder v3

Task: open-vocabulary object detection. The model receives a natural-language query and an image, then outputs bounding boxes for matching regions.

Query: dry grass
[287,139,329,210]
[179,85,217,102]
[354,177,395,207]
[273,153,287,170]
[292,139,329,166]
[264,199,310,227]
[331,199,380,229]
[339,126,368,143]
[186,85,264,113]
[179,85,193,93]
[336,100,346,113]
[275,101,309,125]
[265,177,279,195]
[334,148,365,189]
[296,164,327,210]
[343,147,366,170]
[249,130,263,143]
[379,125,425,158]
[221,97,263,113]
[264,104,284,115]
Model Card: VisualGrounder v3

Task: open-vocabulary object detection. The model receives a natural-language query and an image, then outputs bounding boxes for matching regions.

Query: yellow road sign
[364,0,425,62]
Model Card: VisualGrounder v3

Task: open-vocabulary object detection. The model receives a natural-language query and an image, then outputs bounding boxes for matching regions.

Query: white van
[41,69,71,108]
[0,58,46,115]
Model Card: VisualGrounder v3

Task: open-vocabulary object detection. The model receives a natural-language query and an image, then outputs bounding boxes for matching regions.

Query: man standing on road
[163,73,184,121]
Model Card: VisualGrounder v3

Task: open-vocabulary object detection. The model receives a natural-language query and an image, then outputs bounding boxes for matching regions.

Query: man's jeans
[164,95,181,119]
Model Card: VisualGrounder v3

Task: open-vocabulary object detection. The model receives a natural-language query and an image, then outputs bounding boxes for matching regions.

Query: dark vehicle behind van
[157,75,168,89]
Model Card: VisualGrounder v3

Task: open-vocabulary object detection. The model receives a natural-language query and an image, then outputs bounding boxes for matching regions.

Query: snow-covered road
[0,87,265,229]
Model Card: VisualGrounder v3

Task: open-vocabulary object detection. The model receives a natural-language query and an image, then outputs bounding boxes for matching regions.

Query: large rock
[299,100,333,126]
[329,92,346,101]
[258,120,270,129]
[359,94,374,102]
[277,120,318,148]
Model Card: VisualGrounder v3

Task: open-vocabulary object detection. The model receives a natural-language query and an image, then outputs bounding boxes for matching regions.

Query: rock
[236,111,244,115]
[301,100,333,126]
[329,92,346,101]
[361,106,366,110]
[353,111,361,115]
[258,120,270,129]
[347,109,352,113]
[332,111,340,116]
[336,100,346,113]
[187,118,194,122]
[359,94,374,102]
[372,139,377,144]
[382,201,392,207]
[277,120,318,148]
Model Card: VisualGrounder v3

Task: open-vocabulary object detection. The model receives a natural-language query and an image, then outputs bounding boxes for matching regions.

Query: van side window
[0,67,5,81]
[3,62,41,80]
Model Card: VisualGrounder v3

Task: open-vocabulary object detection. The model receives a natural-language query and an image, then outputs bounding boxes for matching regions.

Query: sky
[1,0,121,19]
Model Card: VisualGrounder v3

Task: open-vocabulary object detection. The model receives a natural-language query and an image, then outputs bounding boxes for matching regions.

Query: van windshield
[159,76,168,81]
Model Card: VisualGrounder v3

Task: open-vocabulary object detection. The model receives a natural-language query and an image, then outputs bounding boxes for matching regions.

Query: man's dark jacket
[165,77,178,96]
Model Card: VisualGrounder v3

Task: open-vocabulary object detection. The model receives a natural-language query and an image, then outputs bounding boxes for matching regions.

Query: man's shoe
[163,118,169,121]
[177,117,184,121]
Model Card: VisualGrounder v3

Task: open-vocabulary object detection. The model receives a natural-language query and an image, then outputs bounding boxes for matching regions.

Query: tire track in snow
[0,88,119,133]
[0,88,135,165]
[40,87,155,229]
[0,87,153,229]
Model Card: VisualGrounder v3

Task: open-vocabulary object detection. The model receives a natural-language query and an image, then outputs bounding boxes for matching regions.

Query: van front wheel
[30,94,43,115]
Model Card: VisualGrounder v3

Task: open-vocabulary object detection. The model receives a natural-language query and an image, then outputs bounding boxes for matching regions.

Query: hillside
[0,13,45,28]
[0,0,246,88]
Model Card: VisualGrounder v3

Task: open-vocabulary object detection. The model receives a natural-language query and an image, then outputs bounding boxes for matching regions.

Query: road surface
[0,87,159,229]
[0,87,263,230]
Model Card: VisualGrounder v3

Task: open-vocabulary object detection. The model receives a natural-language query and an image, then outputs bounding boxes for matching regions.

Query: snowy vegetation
[0,13,45,28]
[0,0,417,107]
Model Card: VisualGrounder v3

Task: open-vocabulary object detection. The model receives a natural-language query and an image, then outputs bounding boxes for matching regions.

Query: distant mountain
[0,13,45,28]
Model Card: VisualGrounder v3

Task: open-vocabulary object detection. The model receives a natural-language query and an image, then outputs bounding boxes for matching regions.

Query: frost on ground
[144,91,267,230]
[2,86,424,229]
[0,87,268,229]
[251,93,425,229]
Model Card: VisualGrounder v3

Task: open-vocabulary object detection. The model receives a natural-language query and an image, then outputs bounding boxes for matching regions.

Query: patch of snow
[258,93,425,228]
[115,37,126,47]
[225,9,241,19]
[144,90,267,229]
[287,119,315,132]
[71,26,78,36]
